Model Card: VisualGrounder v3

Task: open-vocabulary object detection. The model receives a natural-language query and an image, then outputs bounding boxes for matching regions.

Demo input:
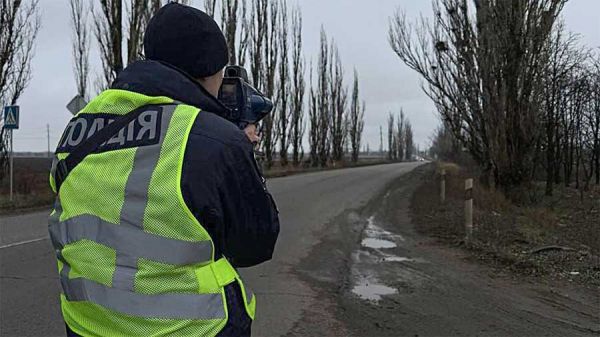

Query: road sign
[3,105,19,129]
[2,105,18,201]
[66,95,87,115]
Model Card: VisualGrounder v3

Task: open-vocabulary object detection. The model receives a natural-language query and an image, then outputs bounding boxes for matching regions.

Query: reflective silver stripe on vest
[120,105,175,231]
[61,276,225,320]
[50,156,59,185]
[50,197,72,283]
[243,283,254,305]
[48,214,212,265]
[113,104,174,290]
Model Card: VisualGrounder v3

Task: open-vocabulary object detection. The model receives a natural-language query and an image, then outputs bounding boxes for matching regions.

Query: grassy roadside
[410,162,600,287]
[0,193,55,216]
[0,158,401,215]
[0,168,54,216]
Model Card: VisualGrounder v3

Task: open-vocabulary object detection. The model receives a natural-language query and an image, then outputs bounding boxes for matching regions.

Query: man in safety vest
[49,3,280,336]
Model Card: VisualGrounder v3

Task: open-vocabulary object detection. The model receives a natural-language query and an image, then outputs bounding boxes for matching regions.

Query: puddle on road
[364,216,405,242]
[361,216,402,249]
[361,238,397,249]
[349,215,426,303]
[351,277,397,301]
[354,249,420,263]
[381,256,413,262]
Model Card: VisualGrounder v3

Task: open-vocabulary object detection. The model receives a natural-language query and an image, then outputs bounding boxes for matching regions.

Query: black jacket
[112,60,280,268]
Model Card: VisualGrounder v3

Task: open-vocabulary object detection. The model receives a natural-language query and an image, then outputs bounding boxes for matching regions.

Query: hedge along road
[0,162,423,336]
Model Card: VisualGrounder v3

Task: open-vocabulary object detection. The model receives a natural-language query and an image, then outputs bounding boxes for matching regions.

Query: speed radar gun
[217,65,273,129]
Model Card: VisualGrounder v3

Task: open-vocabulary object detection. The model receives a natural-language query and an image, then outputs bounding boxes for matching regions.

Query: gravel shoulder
[292,164,600,337]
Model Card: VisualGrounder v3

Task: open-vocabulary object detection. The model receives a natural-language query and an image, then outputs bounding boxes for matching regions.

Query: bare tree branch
[389,0,567,199]
[127,0,153,65]
[290,5,305,166]
[204,0,217,17]
[0,0,40,181]
[93,0,123,91]
[70,0,90,100]
[221,0,239,64]
[277,0,291,166]
[260,0,279,167]
[329,44,347,163]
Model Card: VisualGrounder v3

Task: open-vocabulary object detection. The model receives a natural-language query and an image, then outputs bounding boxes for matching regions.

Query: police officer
[49,3,279,336]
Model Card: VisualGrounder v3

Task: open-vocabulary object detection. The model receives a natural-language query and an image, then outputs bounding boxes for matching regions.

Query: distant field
[1,156,408,214]
[12,157,53,174]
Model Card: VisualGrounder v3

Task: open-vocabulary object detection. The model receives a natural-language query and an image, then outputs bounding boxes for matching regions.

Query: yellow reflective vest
[49,89,255,336]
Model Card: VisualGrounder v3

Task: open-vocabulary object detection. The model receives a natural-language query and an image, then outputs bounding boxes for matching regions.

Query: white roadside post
[440,169,446,203]
[465,178,473,242]
[3,105,20,202]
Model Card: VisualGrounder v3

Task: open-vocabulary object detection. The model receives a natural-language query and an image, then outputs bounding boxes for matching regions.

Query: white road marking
[0,237,47,249]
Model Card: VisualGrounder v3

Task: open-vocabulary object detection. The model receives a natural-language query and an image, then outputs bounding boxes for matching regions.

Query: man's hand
[244,124,261,144]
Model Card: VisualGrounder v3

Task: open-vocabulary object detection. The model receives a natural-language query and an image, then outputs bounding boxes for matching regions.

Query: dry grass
[411,162,600,286]
[437,161,461,176]
[0,168,53,214]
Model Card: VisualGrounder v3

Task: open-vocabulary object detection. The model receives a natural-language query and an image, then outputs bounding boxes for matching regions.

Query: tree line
[389,0,599,201]
[541,25,599,195]
[386,109,415,162]
[67,0,368,169]
[0,0,40,181]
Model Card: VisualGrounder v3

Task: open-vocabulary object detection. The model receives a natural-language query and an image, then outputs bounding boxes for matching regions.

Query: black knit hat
[144,3,229,78]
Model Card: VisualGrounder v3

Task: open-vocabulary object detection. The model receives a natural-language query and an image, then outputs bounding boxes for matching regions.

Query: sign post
[3,105,19,202]
[10,129,13,201]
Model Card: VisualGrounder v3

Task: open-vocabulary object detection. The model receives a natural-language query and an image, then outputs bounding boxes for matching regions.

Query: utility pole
[47,124,50,158]
[379,125,383,158]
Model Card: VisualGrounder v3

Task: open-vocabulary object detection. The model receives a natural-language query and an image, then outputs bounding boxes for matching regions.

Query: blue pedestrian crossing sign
[3,105,19,129]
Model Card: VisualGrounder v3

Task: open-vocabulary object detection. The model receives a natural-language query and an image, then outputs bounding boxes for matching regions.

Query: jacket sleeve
[218,140,280,268]
[181,112,280,268]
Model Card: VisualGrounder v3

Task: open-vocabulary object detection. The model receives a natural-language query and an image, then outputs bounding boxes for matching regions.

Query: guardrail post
[465,178,473,242]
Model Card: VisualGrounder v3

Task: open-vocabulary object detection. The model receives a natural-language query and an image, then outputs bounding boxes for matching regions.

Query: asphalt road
[0,162,423,336]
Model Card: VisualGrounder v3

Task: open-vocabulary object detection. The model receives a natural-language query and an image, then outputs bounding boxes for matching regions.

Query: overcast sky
[10,0,600,152]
